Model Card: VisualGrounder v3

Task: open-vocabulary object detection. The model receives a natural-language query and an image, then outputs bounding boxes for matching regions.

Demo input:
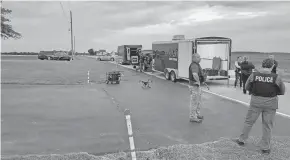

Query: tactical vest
[189,62,204,83]
[251,72,279,97]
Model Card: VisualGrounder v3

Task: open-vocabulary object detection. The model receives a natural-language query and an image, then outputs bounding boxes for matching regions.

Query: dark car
[38,51,54,60]
[50,52,71,61]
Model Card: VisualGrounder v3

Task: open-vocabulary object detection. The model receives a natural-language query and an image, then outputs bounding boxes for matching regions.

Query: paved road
[2,57,290,156]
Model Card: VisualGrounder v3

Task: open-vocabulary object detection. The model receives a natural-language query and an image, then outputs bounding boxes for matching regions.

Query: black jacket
[272,60,278,73]
[240,61,255,76]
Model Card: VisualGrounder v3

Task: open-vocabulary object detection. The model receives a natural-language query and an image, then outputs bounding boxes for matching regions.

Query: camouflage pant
[189,85,202,119]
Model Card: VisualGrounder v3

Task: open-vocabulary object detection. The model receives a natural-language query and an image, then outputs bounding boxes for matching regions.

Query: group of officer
[138,52,154,72]
[188,53,286,154]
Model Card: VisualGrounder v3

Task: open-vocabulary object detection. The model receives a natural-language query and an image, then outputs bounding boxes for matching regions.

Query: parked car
[50,52,71,61]
[38,51,54,60]
[96,53,115,61]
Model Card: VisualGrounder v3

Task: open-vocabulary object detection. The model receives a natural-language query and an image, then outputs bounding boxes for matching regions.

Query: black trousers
[234,72,242,87]
[241,74,250,92]
[272,66,277,74]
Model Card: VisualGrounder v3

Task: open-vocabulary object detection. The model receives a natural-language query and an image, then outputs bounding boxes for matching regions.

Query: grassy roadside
[2,136,290,160]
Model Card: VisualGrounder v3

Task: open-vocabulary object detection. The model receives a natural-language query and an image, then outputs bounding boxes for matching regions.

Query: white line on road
[109,61,290,119]
[124,109,137,160]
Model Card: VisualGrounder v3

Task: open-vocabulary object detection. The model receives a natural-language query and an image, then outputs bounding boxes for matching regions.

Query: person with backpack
[240,56,255,94]
[234,58,285,154]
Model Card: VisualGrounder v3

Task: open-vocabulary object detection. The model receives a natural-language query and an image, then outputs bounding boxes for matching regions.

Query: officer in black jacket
[188,53,207,123]
[240,56,255,94]
[234,58,285,154]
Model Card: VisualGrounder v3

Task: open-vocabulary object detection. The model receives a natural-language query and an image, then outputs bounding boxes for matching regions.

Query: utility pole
[70,10,74,59]
[74,36,75,55]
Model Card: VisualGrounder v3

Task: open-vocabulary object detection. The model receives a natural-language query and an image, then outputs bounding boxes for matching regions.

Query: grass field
[1,55,290,160]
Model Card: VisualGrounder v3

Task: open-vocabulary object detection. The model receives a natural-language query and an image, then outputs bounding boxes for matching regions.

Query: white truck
[152,37,232,85]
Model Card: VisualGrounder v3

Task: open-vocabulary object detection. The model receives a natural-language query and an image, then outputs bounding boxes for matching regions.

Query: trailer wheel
[170,71,177,82]
[164,70,170,80]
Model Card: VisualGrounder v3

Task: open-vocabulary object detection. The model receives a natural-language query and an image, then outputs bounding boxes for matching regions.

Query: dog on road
[139,79,153,88]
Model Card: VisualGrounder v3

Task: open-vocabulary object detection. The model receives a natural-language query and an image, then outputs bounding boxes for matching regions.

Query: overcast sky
[2,1,290,53]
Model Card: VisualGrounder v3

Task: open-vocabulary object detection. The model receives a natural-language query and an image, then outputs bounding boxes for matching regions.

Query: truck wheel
[97,58,101,61]
[110,58,114,61]
[170,71,177,82]
[164,70,170,80]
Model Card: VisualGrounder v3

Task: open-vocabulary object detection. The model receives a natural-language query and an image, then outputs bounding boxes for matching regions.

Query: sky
[1,0,290,53]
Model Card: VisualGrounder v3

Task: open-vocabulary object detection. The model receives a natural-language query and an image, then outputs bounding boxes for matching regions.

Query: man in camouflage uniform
[188,53,206,123]
[138,52,145,72]
[234,58,285,154]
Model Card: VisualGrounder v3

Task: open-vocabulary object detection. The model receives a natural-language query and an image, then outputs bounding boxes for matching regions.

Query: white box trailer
[152,37,232,85]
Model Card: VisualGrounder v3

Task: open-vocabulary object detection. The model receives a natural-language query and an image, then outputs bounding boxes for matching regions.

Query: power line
[59,2,68,20]
[59,2,72,53]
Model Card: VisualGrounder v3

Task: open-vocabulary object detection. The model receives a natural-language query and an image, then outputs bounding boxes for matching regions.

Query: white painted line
[129,136,136,151]
[111,61,290,119]
[126,115,133,136]
[125,110,137,160]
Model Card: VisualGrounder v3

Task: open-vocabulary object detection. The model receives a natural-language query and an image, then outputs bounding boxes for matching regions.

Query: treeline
[1,52,89,55]
[88,48,108,56]
[1,52,39,55]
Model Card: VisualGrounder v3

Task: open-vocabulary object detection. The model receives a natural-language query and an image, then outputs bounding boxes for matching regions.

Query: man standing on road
[234,58,285,154]
[269,55,278,74]
[139,53,145,72]
[188,53,206,123]
[240,56,255,94]
[234,56,242,88]
[151,54,155,73]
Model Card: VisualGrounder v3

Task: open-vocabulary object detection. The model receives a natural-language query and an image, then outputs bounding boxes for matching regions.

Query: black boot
[243,89,246,94]
[233,139,245,146]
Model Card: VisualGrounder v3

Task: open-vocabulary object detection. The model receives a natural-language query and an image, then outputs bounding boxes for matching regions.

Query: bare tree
[1,5,22,40]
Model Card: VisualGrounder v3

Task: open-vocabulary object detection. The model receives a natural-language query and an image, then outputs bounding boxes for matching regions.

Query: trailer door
[197,43,229,71]
[178,41,193,79]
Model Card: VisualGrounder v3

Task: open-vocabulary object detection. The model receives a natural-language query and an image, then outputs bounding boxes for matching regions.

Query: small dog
[139,79,153,88]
